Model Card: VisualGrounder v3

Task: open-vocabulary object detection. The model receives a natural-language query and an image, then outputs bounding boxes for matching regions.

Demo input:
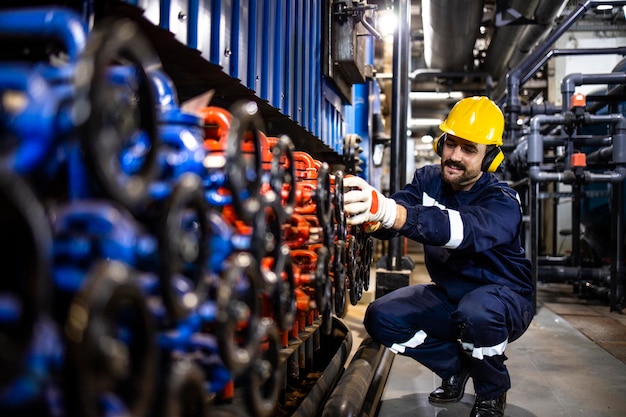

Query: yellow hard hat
[439,96,504,146]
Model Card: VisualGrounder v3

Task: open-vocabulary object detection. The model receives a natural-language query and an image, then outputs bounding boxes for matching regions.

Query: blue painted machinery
[0,1,386,416]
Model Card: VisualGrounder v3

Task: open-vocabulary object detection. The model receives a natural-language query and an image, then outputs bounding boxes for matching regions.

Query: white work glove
[343,175,397,229]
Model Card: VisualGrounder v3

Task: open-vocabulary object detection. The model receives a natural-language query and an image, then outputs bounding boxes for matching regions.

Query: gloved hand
[343,175,397,229]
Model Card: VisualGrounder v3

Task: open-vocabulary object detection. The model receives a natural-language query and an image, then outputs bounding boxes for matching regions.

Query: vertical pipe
[387,0,410,269]
[246,0,258,91]
[529,169,540,312]
[188,0,199,49]
[610,178,625,312]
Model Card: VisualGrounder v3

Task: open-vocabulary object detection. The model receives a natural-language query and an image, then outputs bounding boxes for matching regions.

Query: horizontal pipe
[321,337,385,417]
[538,265,610,282]
[291,318,353,417]
[359,346,395,417]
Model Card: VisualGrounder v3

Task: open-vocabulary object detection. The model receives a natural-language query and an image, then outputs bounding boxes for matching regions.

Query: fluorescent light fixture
[409,118,443,128]
[409,91,464,101]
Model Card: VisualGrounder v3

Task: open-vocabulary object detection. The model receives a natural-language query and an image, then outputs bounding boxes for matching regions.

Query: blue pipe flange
[75,18,160,213]
[225,101,263,223]
[157,173,210,321]
[0,7,87,176]
[241,317,283,417]
[0,68,59,175]
[51,201,153,294]
[0,170,51,387]
[64,260,156,417]
[216,252,263,377]
[269,134,296,224]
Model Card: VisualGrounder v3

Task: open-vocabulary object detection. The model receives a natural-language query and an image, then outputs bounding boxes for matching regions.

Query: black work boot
[470,392,506,417]
[428,360,472,403]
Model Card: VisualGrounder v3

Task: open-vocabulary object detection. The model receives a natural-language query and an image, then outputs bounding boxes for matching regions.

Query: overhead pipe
[409,69,494,96]
[501,0,570,76]
[503,0,626,146]
[484,0,542,80]
[421,0,484,71]
[494,47,626,100]
[561,72,626,113]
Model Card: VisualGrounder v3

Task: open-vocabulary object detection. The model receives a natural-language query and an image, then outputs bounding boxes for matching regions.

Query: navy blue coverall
[363,164,534,399]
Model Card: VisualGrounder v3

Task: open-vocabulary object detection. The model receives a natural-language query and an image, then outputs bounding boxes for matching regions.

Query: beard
[441,159,482,188]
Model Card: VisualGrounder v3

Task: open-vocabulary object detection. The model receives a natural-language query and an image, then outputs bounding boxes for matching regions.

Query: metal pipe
[503,0,626,144]
[359,347,395,417]
[291,318,353,417]
[561,73,626,112]
[387,0,410,270]
[610,176,625,312]
[537,265,610,282]
[409,69,494,97]
[321,337,386,417]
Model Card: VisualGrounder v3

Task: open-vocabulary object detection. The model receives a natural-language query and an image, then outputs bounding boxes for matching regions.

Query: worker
[344,96,533,417]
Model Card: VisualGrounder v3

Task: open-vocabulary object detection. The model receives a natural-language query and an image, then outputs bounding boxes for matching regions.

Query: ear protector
[433,134,505,173]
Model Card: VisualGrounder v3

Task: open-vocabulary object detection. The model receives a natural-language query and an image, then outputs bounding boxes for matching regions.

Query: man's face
[440,134,487,191]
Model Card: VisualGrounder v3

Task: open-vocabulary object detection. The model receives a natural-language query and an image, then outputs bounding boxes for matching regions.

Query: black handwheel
[320,294,334,336]
[64,260,156,417]
[216,252,263,377]
[347,236,359,306]
[75,18,160,213]
[315,162,334,247]
[333,170,347,242]
[269,135,296,223]
[333,240,347,318]
[0,170,51,387]
[225,101,264,223]
[314,246,331,317]
[242,318,283,417]
[161,359,208,417]
[362,236,373,291]
[250,203,282,265]
[271,244,296,331]
[158,173,210,321]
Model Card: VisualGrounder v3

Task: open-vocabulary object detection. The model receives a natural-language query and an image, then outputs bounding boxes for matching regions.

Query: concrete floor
[344,243,626,417]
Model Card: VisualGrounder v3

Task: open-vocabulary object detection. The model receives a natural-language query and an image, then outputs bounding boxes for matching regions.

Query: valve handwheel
[270,134,296,223]
[346,236,359,306]
[64,260,156,417]
[271,245,296,331]
[315,162,334,247]
[75,18,160,213]
[161,359,207,417]
[0,171,50,386]
[158,173,210,321]
[333,170,347,242]
[333,240,347,318]
[242,318,283,417]
[314,246,332,322]
[216,252,263,376]
[225,101,264,223]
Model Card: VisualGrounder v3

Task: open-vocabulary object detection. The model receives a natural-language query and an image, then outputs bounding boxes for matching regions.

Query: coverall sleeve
[396,187,523,253]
